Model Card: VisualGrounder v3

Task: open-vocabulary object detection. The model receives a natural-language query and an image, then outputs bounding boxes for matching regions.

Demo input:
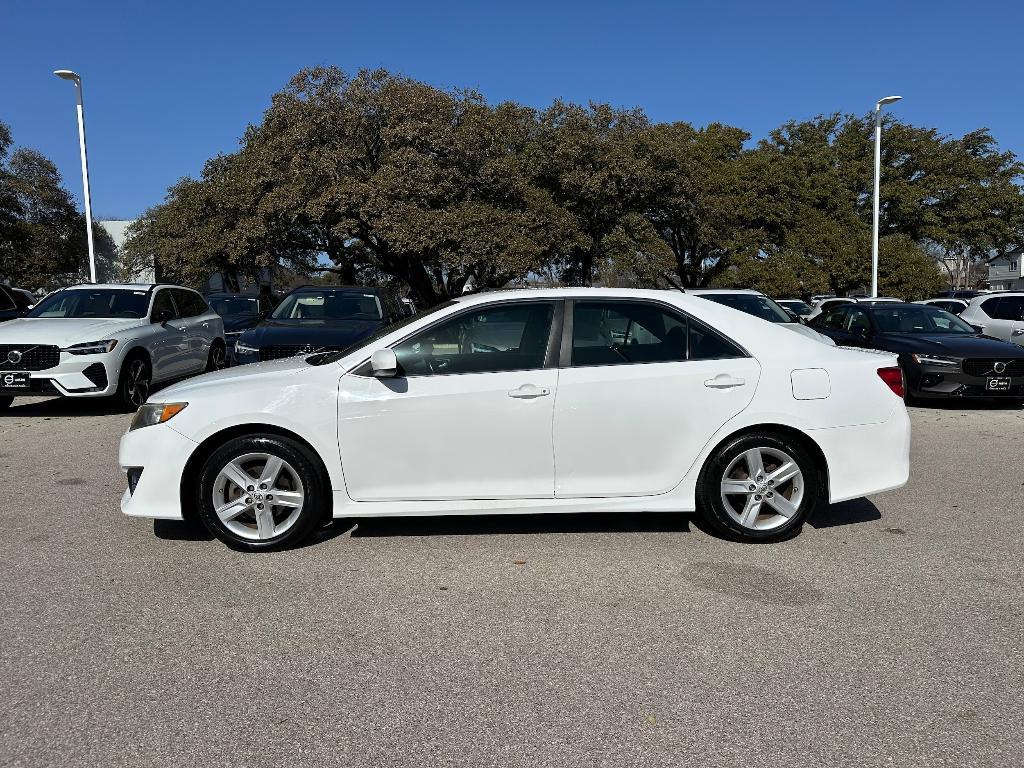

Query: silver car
[0,283,226,412]
[960,293,1024,346]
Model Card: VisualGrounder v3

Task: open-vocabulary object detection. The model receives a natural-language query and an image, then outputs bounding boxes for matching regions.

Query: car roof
[687,288,765,296]
[857,302,938,312]
[288,284,386,294]
[63,283,160,290]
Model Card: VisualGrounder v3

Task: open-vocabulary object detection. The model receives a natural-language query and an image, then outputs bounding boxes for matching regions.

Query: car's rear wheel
[206,341,226,372]
[196,434,327,551]
[116,356,151,412]
[698,432,819,542]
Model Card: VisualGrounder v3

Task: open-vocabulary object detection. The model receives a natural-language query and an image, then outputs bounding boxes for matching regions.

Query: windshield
[700,294,793,323]
[872,306,976,334]
[27,288,150,319]
[272,290,383,321]
[309,300,457,366]
[209,296,260,317]
[779,300,812,315]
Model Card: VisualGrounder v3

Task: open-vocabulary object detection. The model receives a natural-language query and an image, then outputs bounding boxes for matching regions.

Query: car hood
[877,333,1024,357]
[154,356,317,401]
[222,315,261,333]
[239,318,382,348]
[0,317,144,346]
[780,322,836,346]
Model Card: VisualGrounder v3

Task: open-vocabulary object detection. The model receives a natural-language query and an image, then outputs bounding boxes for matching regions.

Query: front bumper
[119,423,198,520]
[909,364,1024,398]
[0,354,117,398]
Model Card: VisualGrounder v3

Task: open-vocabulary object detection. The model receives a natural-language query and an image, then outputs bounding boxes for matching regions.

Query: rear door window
[984,296,1024,321]
[571,301,743,366]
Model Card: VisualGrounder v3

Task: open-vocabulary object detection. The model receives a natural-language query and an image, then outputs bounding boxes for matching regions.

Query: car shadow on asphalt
[152,517,358,548]
[808,497,881,528]
[908,399,1023,412]
[4,396,131,418]
[349,511,695,538]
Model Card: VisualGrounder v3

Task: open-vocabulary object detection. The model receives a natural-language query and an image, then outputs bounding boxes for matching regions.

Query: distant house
[987,249,1024,291]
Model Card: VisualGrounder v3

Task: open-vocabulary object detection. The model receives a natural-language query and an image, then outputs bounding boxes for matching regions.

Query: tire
[196,434,327,551]
[206,341,226,372]
[697,431,819,543]
[116,354,151,413]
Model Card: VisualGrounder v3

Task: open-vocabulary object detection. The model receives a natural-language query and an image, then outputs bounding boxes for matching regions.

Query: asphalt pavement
[1,396,1021,767]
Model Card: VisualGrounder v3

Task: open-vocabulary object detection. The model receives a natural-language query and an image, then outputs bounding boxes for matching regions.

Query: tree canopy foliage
[125,67,1024,305]
[0,120,99,290]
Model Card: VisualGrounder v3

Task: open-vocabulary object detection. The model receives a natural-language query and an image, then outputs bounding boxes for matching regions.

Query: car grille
[0,344,61,371]
[962,359,1024,377]
[258,345,344,361]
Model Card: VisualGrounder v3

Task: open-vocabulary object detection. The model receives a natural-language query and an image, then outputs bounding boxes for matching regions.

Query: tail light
[877,366,905,398]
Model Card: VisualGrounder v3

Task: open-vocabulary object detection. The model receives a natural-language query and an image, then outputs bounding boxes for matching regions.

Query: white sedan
[119,288,911,549]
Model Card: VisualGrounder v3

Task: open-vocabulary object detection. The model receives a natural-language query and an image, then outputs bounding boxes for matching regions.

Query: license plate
[0,371,30,388]
[986,376,1011,391]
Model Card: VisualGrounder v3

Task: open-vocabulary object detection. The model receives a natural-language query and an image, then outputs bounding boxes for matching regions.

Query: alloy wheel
[209,345,226,371]
[719,447,804,531]
[126,360,150,409]
[211,452,305,541]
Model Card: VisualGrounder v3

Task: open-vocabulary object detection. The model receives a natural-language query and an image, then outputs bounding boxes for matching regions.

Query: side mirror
[369,348,399,378]
[152,308,174,324]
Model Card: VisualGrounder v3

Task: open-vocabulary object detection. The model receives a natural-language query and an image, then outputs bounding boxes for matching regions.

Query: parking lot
[0,398,1021,767]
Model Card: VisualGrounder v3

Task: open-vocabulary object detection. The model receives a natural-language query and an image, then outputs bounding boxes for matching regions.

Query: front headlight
[64,340,118,355]
[911,353,958,367]
[234,341,258,354]
[129,402,188,431]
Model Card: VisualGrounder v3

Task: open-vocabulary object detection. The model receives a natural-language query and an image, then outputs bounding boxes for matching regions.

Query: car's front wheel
[196,434,327,551]
[117,355,151,412]
[698,432,819,542]
[206,341,226,372]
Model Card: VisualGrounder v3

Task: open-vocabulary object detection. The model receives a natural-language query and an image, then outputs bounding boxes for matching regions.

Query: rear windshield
[27,289,150,319]
[272,291,383,321]
[700,294,792,323]
[779,300,812,315]
[209,296,260,317]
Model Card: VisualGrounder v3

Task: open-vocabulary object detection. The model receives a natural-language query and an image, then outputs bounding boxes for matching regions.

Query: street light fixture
[871,95,903,298]
[54,69,97,284]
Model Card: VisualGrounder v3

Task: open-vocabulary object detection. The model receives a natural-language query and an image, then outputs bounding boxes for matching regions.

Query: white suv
[0,283,225,411]
[959,293,1024,346]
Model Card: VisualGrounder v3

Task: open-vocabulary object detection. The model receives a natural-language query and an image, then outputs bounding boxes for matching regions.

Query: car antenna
[662,272,686,293]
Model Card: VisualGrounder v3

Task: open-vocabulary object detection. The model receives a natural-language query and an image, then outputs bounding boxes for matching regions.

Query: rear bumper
[119,424,197,520]
[809,403,911,503]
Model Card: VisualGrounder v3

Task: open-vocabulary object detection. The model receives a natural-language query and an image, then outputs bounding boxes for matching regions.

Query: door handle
[1013,329,1024,336]
[704,374,745,389]
[202,322,210,328]
[508,384,551,399]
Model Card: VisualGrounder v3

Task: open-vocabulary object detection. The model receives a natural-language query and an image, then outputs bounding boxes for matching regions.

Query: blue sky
[3,0,1022,219]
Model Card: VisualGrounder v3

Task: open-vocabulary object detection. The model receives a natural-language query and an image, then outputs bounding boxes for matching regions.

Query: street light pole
[871,95,902,298]
[54,69,97,284]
